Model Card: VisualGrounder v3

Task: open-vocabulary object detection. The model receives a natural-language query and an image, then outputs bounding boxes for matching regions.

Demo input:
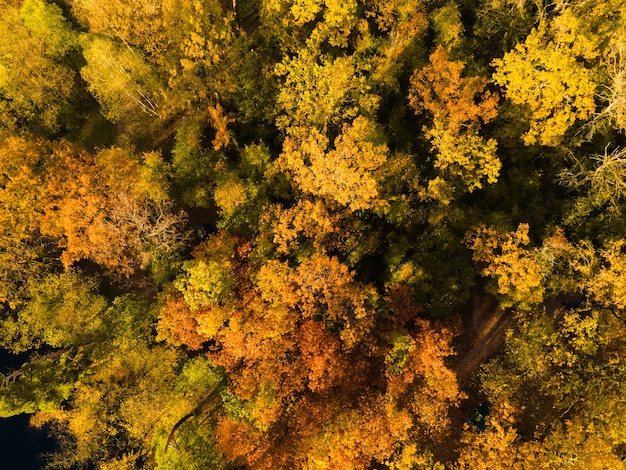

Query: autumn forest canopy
[1,0,626,468]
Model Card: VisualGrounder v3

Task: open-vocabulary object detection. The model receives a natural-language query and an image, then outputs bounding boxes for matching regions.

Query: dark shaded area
[0,414,56,470]
[1,349,57,469]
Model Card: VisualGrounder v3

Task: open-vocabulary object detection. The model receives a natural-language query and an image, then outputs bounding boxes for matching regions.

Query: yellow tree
[276,116,389,212]
[71,0,241,141]
[492,28,596,146]
[466,224,545,310]
[587,239,626,310]
[0,135,50,305]
[365,0,428,90]
[79,35,165,122]
[263,199,343,256]
[275,50,376,132]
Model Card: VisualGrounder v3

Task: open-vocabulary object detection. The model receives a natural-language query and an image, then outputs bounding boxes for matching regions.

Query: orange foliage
[385,320,464,434]
[8,142,188,275]
[297,320,347,392]
[156,297,211,350]
[160,228,464,470]
[294,254,377,348]
[409,46,498,134]
[255,253,377,348]
[269,199,343,255]
[207,103,234,150]
[216,417,274,468]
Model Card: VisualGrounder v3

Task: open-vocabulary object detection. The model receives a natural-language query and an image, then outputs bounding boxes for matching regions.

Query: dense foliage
[1,0,626,468]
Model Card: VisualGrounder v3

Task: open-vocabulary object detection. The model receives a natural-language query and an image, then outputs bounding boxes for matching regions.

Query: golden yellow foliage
[277,117,388,211]
[467,224,545,309]
[428,126,500,193]
[269,199,342,255]
[588,240,626,310]
[214,176,249,215]
[493,28,596,146]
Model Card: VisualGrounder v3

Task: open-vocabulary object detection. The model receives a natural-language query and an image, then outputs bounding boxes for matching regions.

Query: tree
[466,224,545,309]
[559,145,626,208]
[409,46,499,136]
[69,0,169,57]
[492,28,596,146]
[276,116,389,212]
[156,296,213,350]
[18,290,228,470]
[0,135,188,278]
[586,239,626,310]
[471,0,538,61]
[255,253,378,348]
[430,3,464,50]
[364,0,428,90]
[0,271,107,354]
[173,232,239,311]
[80,35,166,122]
[275,50,376,132]
[384,320,464,434]
[0,134,52,306]
[0,0,79,132]
[264,199,343,256]
[409,46,501,202]
[593,38,626,135]
[460,308,626,469]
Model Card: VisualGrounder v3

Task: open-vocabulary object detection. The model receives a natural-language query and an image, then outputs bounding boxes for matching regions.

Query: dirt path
[451,290,584,387]
[451,289,517,387]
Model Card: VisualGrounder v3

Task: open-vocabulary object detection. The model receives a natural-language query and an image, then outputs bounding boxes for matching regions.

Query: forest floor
[451,289,581,387]
[452,289,516,387]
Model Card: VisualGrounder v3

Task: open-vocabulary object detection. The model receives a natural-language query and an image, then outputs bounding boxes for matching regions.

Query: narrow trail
[451,289,516,387]
[451,289,584,388]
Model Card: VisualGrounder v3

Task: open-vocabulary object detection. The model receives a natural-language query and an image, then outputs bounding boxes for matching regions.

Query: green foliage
[80,34,165,123]
[0,359,75,418]
[475,309,626,466]
[153,418,228,470]
[171,119,217,207]
[0,1,79,132]
[19,0,78,56]
[431,3,463,50]
[385,333,414,377]
[174,233,238,310]
[1,271,107,353]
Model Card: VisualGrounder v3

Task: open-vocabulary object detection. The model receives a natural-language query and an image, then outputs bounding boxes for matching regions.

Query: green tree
[80,35,166,122]
[0,0,79,132]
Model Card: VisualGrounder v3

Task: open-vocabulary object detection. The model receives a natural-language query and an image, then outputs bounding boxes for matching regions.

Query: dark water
[0,414,56,470]
[1,349,57,470]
